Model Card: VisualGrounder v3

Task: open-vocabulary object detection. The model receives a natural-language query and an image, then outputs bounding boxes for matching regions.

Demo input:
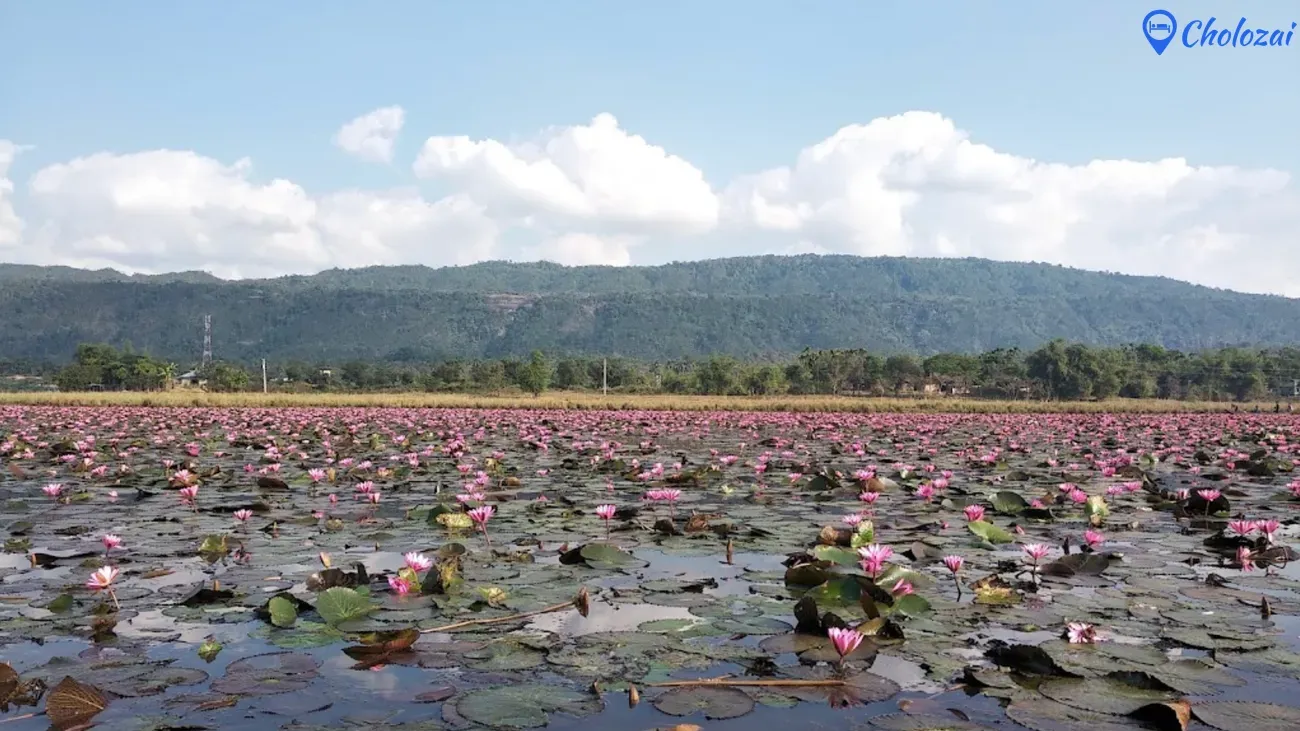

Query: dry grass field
[0,389,1281,413]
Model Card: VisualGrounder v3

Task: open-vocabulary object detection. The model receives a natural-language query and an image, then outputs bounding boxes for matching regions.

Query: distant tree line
[39,340,1300,402]
[49,344,249,393]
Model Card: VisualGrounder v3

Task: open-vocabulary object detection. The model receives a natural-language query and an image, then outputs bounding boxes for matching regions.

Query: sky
[1,1,1298,294]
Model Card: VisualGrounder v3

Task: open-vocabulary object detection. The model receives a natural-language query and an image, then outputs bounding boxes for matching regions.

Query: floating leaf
[197,638,223,663]
[992,490,1030,514]
[1006,697,1147,731]
[1039,677,1179,715]
[653,686,755,720]
[891,594,932,617]
[1192,701,1300,731]
[45,675,108,727]
[210,652,319,696]
[812,545,861,567]
[268,595,298,628]
[314,587,375,626]
[967,520,1016,544]
[455,683,603,729]
[869,712,994,730]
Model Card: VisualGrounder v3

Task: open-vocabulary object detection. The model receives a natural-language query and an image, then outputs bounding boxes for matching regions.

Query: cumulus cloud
[413,113,720,235]
[529,232,635,267]
[333,106,406,163]
[16,148,495,278]
[3,110,1298,294]
[722,111,1299,295]
[0,141,23,249]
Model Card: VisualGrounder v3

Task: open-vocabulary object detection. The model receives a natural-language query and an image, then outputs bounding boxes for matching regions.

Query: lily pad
[315,587,376,626]
[1038,677,1178,715]
[1005,697,1148,731]
[1192,702,1300,731]
[652,686,755,719]
[454,683,603,729]
[210,652,320,697]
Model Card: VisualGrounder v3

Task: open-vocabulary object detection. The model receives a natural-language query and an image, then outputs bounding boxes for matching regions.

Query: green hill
[0,255,1295,362]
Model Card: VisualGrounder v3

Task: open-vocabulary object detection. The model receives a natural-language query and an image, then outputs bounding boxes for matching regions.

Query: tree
[202,362,251,392]
[554,358,591,389]
[519,350,552,396]
[470,360,507,392]
[54,343,172,391]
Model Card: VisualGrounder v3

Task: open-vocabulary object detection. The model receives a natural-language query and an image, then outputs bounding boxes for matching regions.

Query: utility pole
[602,358,608,396]
[262,359,268,393]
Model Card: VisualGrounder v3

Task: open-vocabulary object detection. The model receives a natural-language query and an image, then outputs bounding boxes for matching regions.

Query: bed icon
[1148,21,1172,34]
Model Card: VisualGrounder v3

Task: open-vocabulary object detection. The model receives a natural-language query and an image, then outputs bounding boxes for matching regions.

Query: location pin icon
[1142,9,1177,55]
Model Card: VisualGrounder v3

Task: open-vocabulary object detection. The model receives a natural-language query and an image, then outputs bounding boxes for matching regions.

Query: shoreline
[0,390,1289,413]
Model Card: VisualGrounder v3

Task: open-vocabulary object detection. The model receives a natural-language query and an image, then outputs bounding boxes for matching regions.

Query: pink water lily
[595,504,617,540]
[942,554,965,597]
[87,565,121,608]
[1066,621,1097,644]
[468,505,495,548]
[404,551,433,573]
[827,626,864,666]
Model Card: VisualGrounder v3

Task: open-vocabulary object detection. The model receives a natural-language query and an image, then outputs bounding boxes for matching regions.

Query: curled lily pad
[268,595,298,628]
[45,676,108,728]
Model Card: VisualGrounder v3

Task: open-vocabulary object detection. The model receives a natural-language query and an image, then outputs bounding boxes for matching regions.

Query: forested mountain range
[1,255,1297,363]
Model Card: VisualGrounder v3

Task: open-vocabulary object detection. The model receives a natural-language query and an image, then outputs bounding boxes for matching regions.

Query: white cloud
[333,106,406,163]
[722,111,1299,295]
[530,232,635,266]
[16,148,496,278]
[4,110,1299,295]
[413,113,720,235]
[0,141,24,249]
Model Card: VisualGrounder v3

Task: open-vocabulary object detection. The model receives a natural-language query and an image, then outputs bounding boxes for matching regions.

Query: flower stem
[648,678,850,688]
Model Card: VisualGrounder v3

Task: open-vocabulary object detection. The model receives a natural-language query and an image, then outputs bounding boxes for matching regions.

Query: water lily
[827,626,864,667]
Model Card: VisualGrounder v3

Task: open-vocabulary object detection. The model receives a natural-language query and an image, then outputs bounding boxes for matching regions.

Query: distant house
[176,370,207,388]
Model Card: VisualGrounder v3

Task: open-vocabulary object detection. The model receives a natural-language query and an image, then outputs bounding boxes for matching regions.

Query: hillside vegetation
[1,255,1298,362]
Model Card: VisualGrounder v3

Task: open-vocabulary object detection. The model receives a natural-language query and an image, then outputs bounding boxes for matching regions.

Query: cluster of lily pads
[2,407,1300,730]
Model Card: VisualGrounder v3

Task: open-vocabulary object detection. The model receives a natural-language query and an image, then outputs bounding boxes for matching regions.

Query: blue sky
[1,1,1298,293]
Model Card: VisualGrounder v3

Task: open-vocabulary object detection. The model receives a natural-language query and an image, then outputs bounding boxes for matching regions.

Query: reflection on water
[531,598,694,635]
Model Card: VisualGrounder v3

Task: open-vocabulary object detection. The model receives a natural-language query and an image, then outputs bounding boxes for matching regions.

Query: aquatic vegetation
[1,406,1300,730]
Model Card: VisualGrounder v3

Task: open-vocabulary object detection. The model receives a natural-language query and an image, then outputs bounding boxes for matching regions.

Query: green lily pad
[991,491,1030,515]
[269,596,298,628]
[967,520,1016,544]
[652,686,755,719]
[454,683,603,729]
[578,543,647,570]
[315,587,375,626]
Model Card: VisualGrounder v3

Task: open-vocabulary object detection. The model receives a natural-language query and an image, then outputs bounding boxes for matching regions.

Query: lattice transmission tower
[201,315,213,368]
